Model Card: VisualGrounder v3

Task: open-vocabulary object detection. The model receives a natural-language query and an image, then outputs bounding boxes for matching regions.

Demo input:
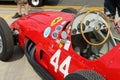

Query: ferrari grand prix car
[0,8,120,80]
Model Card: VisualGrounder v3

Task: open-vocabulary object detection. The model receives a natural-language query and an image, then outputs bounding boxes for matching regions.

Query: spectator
[12,0,29,19]
[104,0,120,20]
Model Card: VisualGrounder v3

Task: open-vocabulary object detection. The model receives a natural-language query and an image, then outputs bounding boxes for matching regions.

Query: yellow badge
[95,25,99,30]
[50,17,63,26]
[59,43,63,48]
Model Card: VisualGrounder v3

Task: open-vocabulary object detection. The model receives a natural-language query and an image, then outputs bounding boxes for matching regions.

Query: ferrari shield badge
[50,17,63,26]
[44,27,51,38]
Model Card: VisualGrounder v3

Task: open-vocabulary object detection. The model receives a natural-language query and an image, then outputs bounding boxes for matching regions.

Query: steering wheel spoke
[83,26,93,33]
[97,30,106,39]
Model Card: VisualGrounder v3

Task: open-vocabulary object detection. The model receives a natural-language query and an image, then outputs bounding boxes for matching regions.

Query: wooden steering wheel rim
[80,10,110,46]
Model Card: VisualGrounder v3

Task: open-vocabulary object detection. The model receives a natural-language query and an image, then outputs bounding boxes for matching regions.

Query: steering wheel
[80,10,110,46]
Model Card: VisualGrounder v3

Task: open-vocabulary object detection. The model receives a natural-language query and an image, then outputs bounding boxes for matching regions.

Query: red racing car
[0,8,120,80]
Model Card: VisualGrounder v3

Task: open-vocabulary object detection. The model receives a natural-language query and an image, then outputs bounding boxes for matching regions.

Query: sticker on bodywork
[61,21,67,25]
[52,31,58,39]
[64,40,71,51]
[44,27,51,38]
[50,17,63,26]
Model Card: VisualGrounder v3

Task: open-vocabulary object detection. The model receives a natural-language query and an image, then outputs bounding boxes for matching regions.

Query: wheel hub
[32,0,40,6]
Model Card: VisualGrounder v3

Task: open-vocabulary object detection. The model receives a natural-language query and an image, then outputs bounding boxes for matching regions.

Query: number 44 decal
[50,49,71,77]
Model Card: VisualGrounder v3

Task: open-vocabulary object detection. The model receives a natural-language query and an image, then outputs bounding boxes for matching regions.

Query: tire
[28,0,43,7]
[61,8,78,14]
[0,17,14,61]
[64,70,105,80]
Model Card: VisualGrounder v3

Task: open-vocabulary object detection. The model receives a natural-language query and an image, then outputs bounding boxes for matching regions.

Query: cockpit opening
[71,10,120,60]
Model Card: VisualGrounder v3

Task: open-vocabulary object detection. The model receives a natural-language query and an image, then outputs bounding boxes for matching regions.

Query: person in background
[12,0,29,19]
[104,0,120,20]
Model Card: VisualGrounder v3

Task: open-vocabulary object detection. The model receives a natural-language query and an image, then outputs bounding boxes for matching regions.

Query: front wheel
[65,70,105,80]
[28,0,43,7]
[0,17,14,61]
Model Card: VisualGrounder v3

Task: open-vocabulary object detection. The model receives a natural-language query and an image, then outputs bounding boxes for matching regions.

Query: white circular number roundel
[44,27,51,38]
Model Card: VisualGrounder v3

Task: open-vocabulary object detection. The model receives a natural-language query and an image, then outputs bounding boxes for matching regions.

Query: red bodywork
[11,11,120,80]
